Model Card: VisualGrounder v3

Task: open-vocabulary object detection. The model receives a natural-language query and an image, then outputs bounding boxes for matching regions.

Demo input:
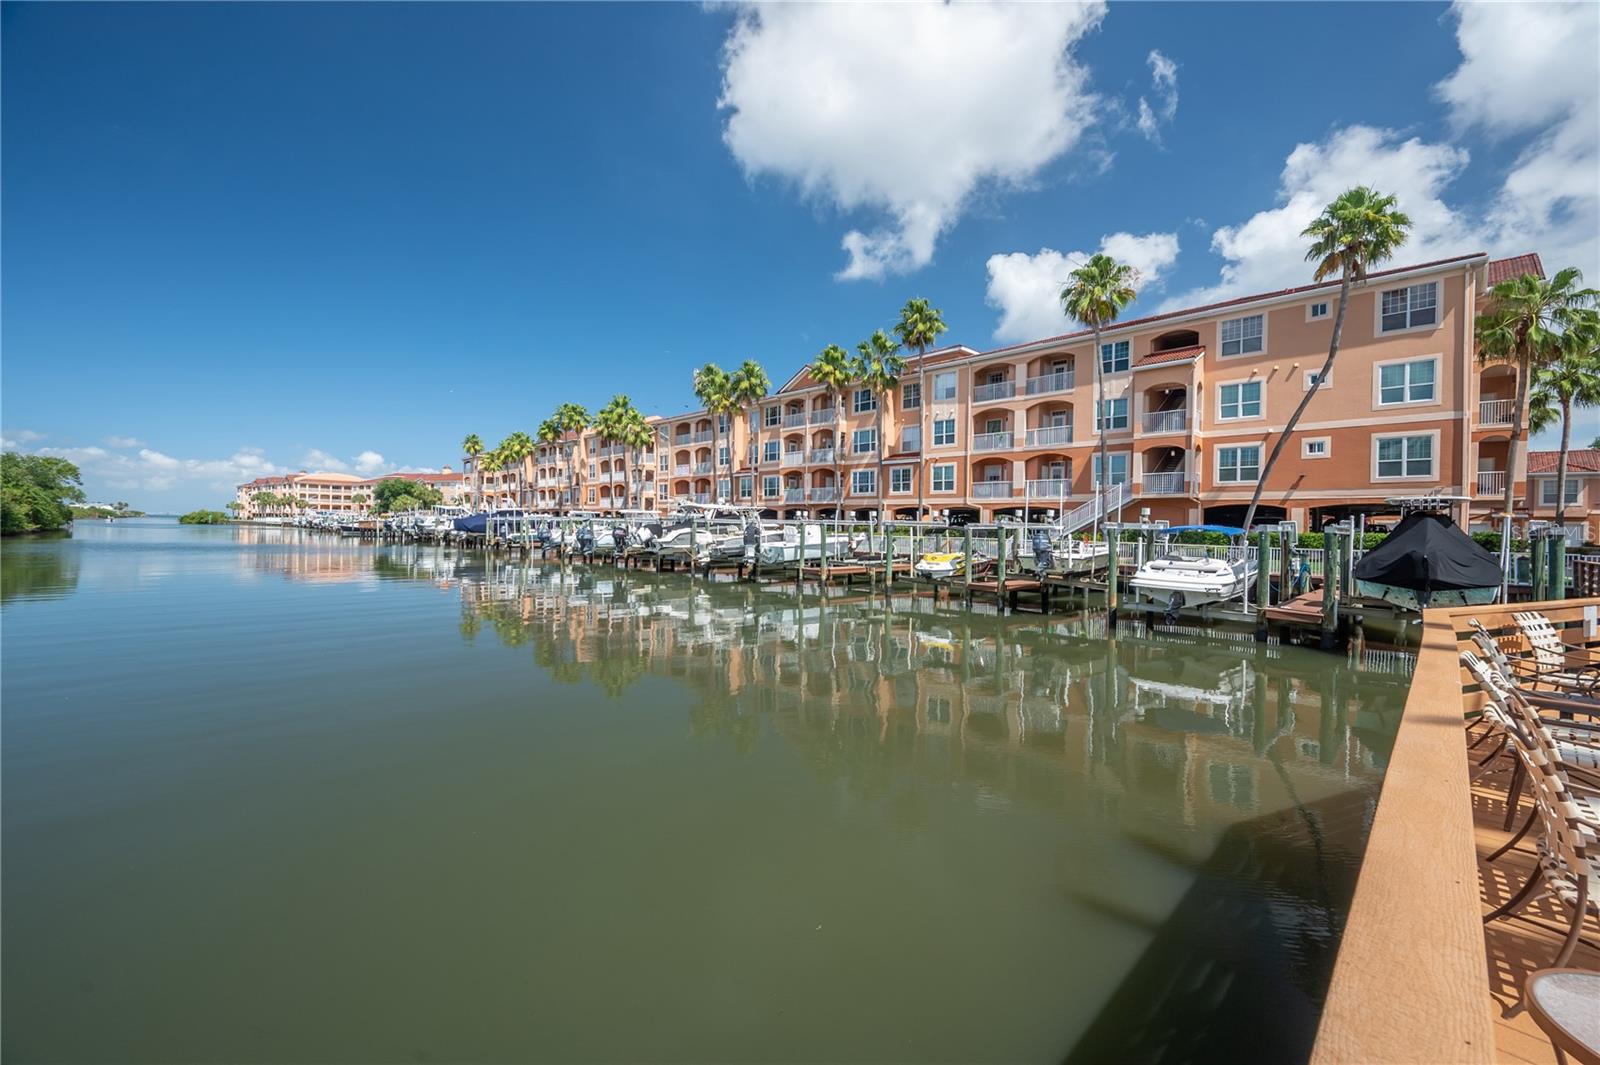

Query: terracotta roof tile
[1487,253,1545,286]
[1134,344,1204,368]
[1528,449,1600,474]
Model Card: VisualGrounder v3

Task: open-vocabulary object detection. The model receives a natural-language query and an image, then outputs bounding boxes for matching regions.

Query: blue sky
[3,1,1596,509]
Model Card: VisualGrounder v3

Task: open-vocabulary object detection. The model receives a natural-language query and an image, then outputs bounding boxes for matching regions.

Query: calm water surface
[2,520,1410,1063]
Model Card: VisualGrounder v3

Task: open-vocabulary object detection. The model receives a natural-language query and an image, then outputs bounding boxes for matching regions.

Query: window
[1308,301,1330,320]
[762,475,780,498]
[1302,437,1330,459]
[1092,453,1129,486]
[717,414,730,433]
[1217,445,1261,483]
[933,371,957,400]
[1375,433,1435,479]
[718,446,729,468]
[764,405,780,427]
[851,469,876,495]
[984,417,1006,434]
[763,441,779,463]
[1220,314,1265,356]
[1095,397,1129,431]
[1218,380,1263,420]
[1304,368,1332,391]
[1380,281,1438,332]
[737,476,752,499]
[852,428,877,454]
[889,467,912,493]
[933,418,956,446]
[1539,479,1582,506]
[901,381,921,409]
[1378,358,1436,405]
[900,426,921,453]
[853,388,877,414]
[1100,340,1130,373]
[932,464,955,492]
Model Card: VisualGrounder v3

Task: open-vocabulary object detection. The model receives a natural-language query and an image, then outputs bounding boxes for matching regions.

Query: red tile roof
[1134,344,1204,368]
[1528,449,1600,474]
[775,345,977,394]
[1487,253,1545,286]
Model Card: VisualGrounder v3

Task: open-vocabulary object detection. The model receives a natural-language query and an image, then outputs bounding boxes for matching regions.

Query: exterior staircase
[1057,481,1132,535]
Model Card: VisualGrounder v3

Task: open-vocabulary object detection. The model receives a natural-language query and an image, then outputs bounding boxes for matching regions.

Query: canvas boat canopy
[1352,512,1502,596]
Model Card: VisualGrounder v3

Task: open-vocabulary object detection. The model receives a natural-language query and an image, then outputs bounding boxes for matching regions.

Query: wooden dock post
[1106,533,1119,629]
[1531,534,1549,602]
[1255,531,1272,642]
[1320,530,1341,650]
[797,522,807,595]
[961,526,973,599]
[996,526,1008,609]
[1551,534,1567,599]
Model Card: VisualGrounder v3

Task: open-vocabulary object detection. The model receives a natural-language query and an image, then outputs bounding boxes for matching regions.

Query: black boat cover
[1352,512,1502,592]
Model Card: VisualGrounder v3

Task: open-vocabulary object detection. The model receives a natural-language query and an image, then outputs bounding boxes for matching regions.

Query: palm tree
[462,433,484,508]
[351,492,369,514]
[730,359,771,508]
[251,490,274,517]
[593,395,651,511]
[499,431,535,507]
[552,403,591,505]
[893,297,948,520]
[1060,254,1138,537]
[535,417,563,509]
[1477,267,1599,526]
[692,363,732,503]
[854,329,906,525]
[1527,309,1600,530]
[810,343,856,517]
[1241,186,1412,532]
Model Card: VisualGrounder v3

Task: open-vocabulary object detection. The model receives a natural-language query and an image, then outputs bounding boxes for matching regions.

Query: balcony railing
[1025,425,1072,448]
[972,431,1014,452]
[972,481,1015,499]
[782,412,808,428]
[809,487,840,502]
[673,436,691,447]
[692,431,714,444]
[973,379,1017,403]
[781,452,804,467]
[811,408,837,425]
[692,462,713,475]
[1476,470,1506,496]
[1142,471,1188,495]
[809,448,834,465]
[1479,398,1515,426]
[1142,409,1189,434]
[691,492,711,504]
[784,488,806,503]
[673,465,691,477]
[1025,370,1075,395]
[1025,478,1072,500]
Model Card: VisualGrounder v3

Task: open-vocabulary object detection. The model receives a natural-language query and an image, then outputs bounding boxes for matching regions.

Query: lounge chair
[1510,611,1600,695]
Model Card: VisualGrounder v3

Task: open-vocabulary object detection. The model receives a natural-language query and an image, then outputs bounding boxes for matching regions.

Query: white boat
[755,524,853,566]
[1026,537,1110,576]
[1128,554,1255,608]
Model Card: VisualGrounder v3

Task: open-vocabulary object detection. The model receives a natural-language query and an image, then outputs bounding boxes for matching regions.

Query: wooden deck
[1473,759,1600,1064]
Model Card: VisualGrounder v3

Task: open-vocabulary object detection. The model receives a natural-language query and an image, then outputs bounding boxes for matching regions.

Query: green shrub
[178,509,232,525]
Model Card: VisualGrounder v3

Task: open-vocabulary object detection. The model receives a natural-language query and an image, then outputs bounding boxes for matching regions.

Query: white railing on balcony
[783,488,806,503]
[1142,409,1189,434]
[810,487,840,502]
[691,493,711,504]
[693,462,713,475]
[781,451,805,467]
[1025,425,1072,448]
[673,464,691,476]
[809,448,834,465]
[673,436,691,447]
[1479,398,1515,426]
[782,412,808,428]
[1025,478,1072,501]
[1142,470,1188,495]
[1025,370,1075,395]
[692,431,714,444]
[811,408,836,425]
[1476,470,1506,496]
[973,379,1017,403]
[972,481,1015,499]
[972,431,1014,452]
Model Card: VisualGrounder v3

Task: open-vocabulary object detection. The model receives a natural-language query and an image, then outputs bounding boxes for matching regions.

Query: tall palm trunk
[1501,345,1532,523]
[1242,269,1354,533]
[711,417,721,506]
[833,388,844,521]
[915,356,927,521]
[1556,396,1572,529]
[876,397,886,526]
[1093,322,1106,539]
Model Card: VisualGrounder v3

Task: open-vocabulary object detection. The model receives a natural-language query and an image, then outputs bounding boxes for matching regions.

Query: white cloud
[35,444,289,495]
[103,435,145,448]
[301,449,350,472]
[2,428,44,448]
[1168,4,1599,310]
[1136,49,1178,145]
[985,231,1180,342]
[717,2,1107,280]
[353,450,388,475]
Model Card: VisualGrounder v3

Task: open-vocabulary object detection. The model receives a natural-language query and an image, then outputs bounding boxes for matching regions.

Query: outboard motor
[576,523,595,557]
[1031,529,1054,574]
[1164,590,1185,625]
[743,519,762,559]
[611,522,630,550]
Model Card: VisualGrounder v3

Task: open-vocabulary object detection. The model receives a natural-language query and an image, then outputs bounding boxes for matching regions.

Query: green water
[2,520,1408,1063]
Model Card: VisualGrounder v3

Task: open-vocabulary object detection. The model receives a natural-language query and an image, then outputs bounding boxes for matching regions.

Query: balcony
[1476,470,1506,497]
[811,408,836,425]
[674,464,691,477]
[784,488,806,503]
[809,487,841,502]
[692,431,714,444]
[1026,478,1072,500]
[972,481,1015,499]
[1479,398,1515,426]
[782,412,808,429]
[972,431,1014,452]
[973,379,1017,403]
[809,448,834,465]
[692,462,713,476]
[1142,471,1188,495]
[673,436,691,447]
[1025,425,1072,448]
[691,493,711,504]
[781,451,805,467]
[1025,370,1075,396]
[1142,409,1189,434]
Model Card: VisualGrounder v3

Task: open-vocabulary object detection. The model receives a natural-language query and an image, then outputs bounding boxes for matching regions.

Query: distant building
[1524,449,1599,544]
[234,467,466,517]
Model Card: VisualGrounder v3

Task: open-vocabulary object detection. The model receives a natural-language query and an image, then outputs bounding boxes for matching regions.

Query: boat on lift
[1128,525,1256,608]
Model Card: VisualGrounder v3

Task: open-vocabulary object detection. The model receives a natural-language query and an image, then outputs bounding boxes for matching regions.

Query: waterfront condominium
[234,469,467,518]
[465,250,1592,540]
